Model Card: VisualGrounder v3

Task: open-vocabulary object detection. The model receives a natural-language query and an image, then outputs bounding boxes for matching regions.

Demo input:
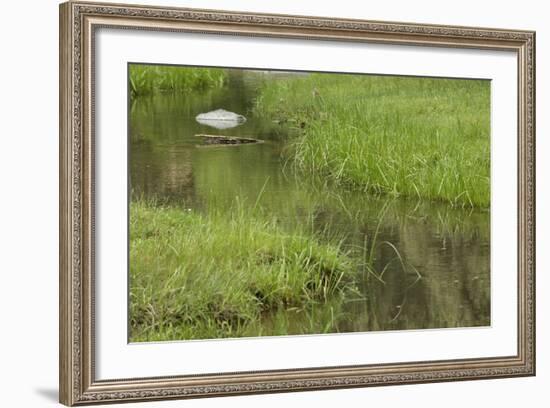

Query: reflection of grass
[129,64,226,98]
[253,74,490,207]
[129,198,359,341]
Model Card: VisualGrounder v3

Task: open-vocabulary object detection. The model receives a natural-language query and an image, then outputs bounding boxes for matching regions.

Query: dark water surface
[130,71,490,334]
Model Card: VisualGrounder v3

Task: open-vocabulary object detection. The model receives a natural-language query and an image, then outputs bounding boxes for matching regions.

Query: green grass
[129,64,227,98]
[129,198,359,341]
[253,74,491,207]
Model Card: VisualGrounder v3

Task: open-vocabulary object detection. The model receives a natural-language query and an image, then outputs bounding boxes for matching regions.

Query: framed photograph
[59,1,536,405]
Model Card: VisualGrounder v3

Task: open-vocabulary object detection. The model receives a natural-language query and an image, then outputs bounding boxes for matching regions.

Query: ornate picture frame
[59,1,535,405]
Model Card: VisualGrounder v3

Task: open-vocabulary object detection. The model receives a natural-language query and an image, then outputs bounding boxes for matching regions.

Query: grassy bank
[253,74,490,207]
[129,199,359,341]
[129,64,226,98]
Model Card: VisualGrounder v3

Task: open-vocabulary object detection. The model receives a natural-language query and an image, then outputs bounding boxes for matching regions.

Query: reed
[129,64,227,98]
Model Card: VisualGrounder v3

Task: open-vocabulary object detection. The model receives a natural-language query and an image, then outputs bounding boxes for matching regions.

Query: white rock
[195,109,246,130]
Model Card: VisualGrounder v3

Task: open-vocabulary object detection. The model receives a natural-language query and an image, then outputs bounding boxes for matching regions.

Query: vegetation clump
[129,64,227,98]
[254,74,490,207]
[130,199,358,341]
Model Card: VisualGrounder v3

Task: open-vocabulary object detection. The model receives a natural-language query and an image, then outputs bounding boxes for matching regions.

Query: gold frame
[59,1,536,405]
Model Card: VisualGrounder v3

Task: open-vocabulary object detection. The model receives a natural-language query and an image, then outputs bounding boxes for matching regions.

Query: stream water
[130,71,490,335]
